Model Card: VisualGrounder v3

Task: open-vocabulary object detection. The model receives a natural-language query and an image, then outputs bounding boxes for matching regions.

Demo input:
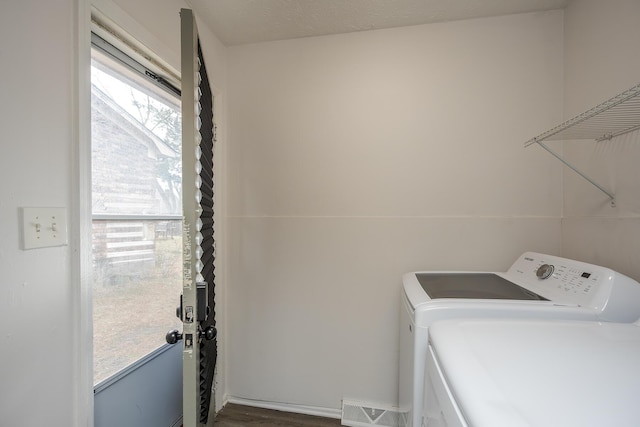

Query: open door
[166,8,218,427]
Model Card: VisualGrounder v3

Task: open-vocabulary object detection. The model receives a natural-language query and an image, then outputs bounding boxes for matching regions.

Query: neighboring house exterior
[91,84,180,280]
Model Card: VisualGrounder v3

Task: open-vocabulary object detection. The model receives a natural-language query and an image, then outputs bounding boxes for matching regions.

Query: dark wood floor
[213,403,342,426]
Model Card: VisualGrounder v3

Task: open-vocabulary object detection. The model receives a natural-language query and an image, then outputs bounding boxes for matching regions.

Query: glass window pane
[92,219,183,383]
[91,54,182,216]
[91,49,183,385]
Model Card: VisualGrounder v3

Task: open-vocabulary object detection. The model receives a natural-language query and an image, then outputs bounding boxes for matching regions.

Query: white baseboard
[225,396,342,420]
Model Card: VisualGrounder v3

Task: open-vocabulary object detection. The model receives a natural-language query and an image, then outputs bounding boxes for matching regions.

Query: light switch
[21,207,68,250]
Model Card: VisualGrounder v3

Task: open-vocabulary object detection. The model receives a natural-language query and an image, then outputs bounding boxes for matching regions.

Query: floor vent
[341,400,400,427]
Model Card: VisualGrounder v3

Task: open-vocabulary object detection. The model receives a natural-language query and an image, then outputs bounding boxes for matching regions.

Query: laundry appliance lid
[415,273,547,300]
[429,318,640,427]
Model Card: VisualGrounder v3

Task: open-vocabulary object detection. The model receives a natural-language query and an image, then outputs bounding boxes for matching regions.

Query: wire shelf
[525,82,640,147]
[523,82,640,206]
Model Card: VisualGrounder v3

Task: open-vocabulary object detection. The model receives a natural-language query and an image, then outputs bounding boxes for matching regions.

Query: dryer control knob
[536,264,554,280]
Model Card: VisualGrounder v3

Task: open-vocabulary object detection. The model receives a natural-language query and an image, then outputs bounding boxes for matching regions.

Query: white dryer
[425,318,640,426]
[399,252,640,427]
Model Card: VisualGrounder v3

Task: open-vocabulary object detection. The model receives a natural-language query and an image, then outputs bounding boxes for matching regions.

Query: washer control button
[536,264,555,280]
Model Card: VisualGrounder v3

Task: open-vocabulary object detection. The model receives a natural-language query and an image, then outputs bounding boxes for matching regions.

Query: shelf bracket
[535,140,616,207]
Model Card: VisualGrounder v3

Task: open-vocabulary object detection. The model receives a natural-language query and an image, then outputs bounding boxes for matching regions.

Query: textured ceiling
[188,0,569,46]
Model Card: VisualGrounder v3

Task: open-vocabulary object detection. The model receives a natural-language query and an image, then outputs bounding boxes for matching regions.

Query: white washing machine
[399,252,640,427]
[425,317,640,426]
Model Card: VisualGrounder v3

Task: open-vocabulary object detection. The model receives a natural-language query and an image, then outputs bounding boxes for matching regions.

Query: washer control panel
[540,263,598,294]
[505,252,615,308]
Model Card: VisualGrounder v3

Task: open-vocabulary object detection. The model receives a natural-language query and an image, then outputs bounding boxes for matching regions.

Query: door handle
[166,326,216,345]
[202,326,216,341]
[166,329,183,344]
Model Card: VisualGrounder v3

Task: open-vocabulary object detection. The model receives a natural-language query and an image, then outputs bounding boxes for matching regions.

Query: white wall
[227,11,565,410]
[562,0,640,280]
[0,1,80,425]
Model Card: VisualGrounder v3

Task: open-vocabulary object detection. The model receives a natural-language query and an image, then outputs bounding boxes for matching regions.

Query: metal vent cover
[342,400,400,427]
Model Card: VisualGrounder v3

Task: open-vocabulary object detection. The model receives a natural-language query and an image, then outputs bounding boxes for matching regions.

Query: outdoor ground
[93,237,183,383]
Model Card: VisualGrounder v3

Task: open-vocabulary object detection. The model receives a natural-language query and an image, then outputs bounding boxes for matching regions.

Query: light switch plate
[21,207,68,250]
